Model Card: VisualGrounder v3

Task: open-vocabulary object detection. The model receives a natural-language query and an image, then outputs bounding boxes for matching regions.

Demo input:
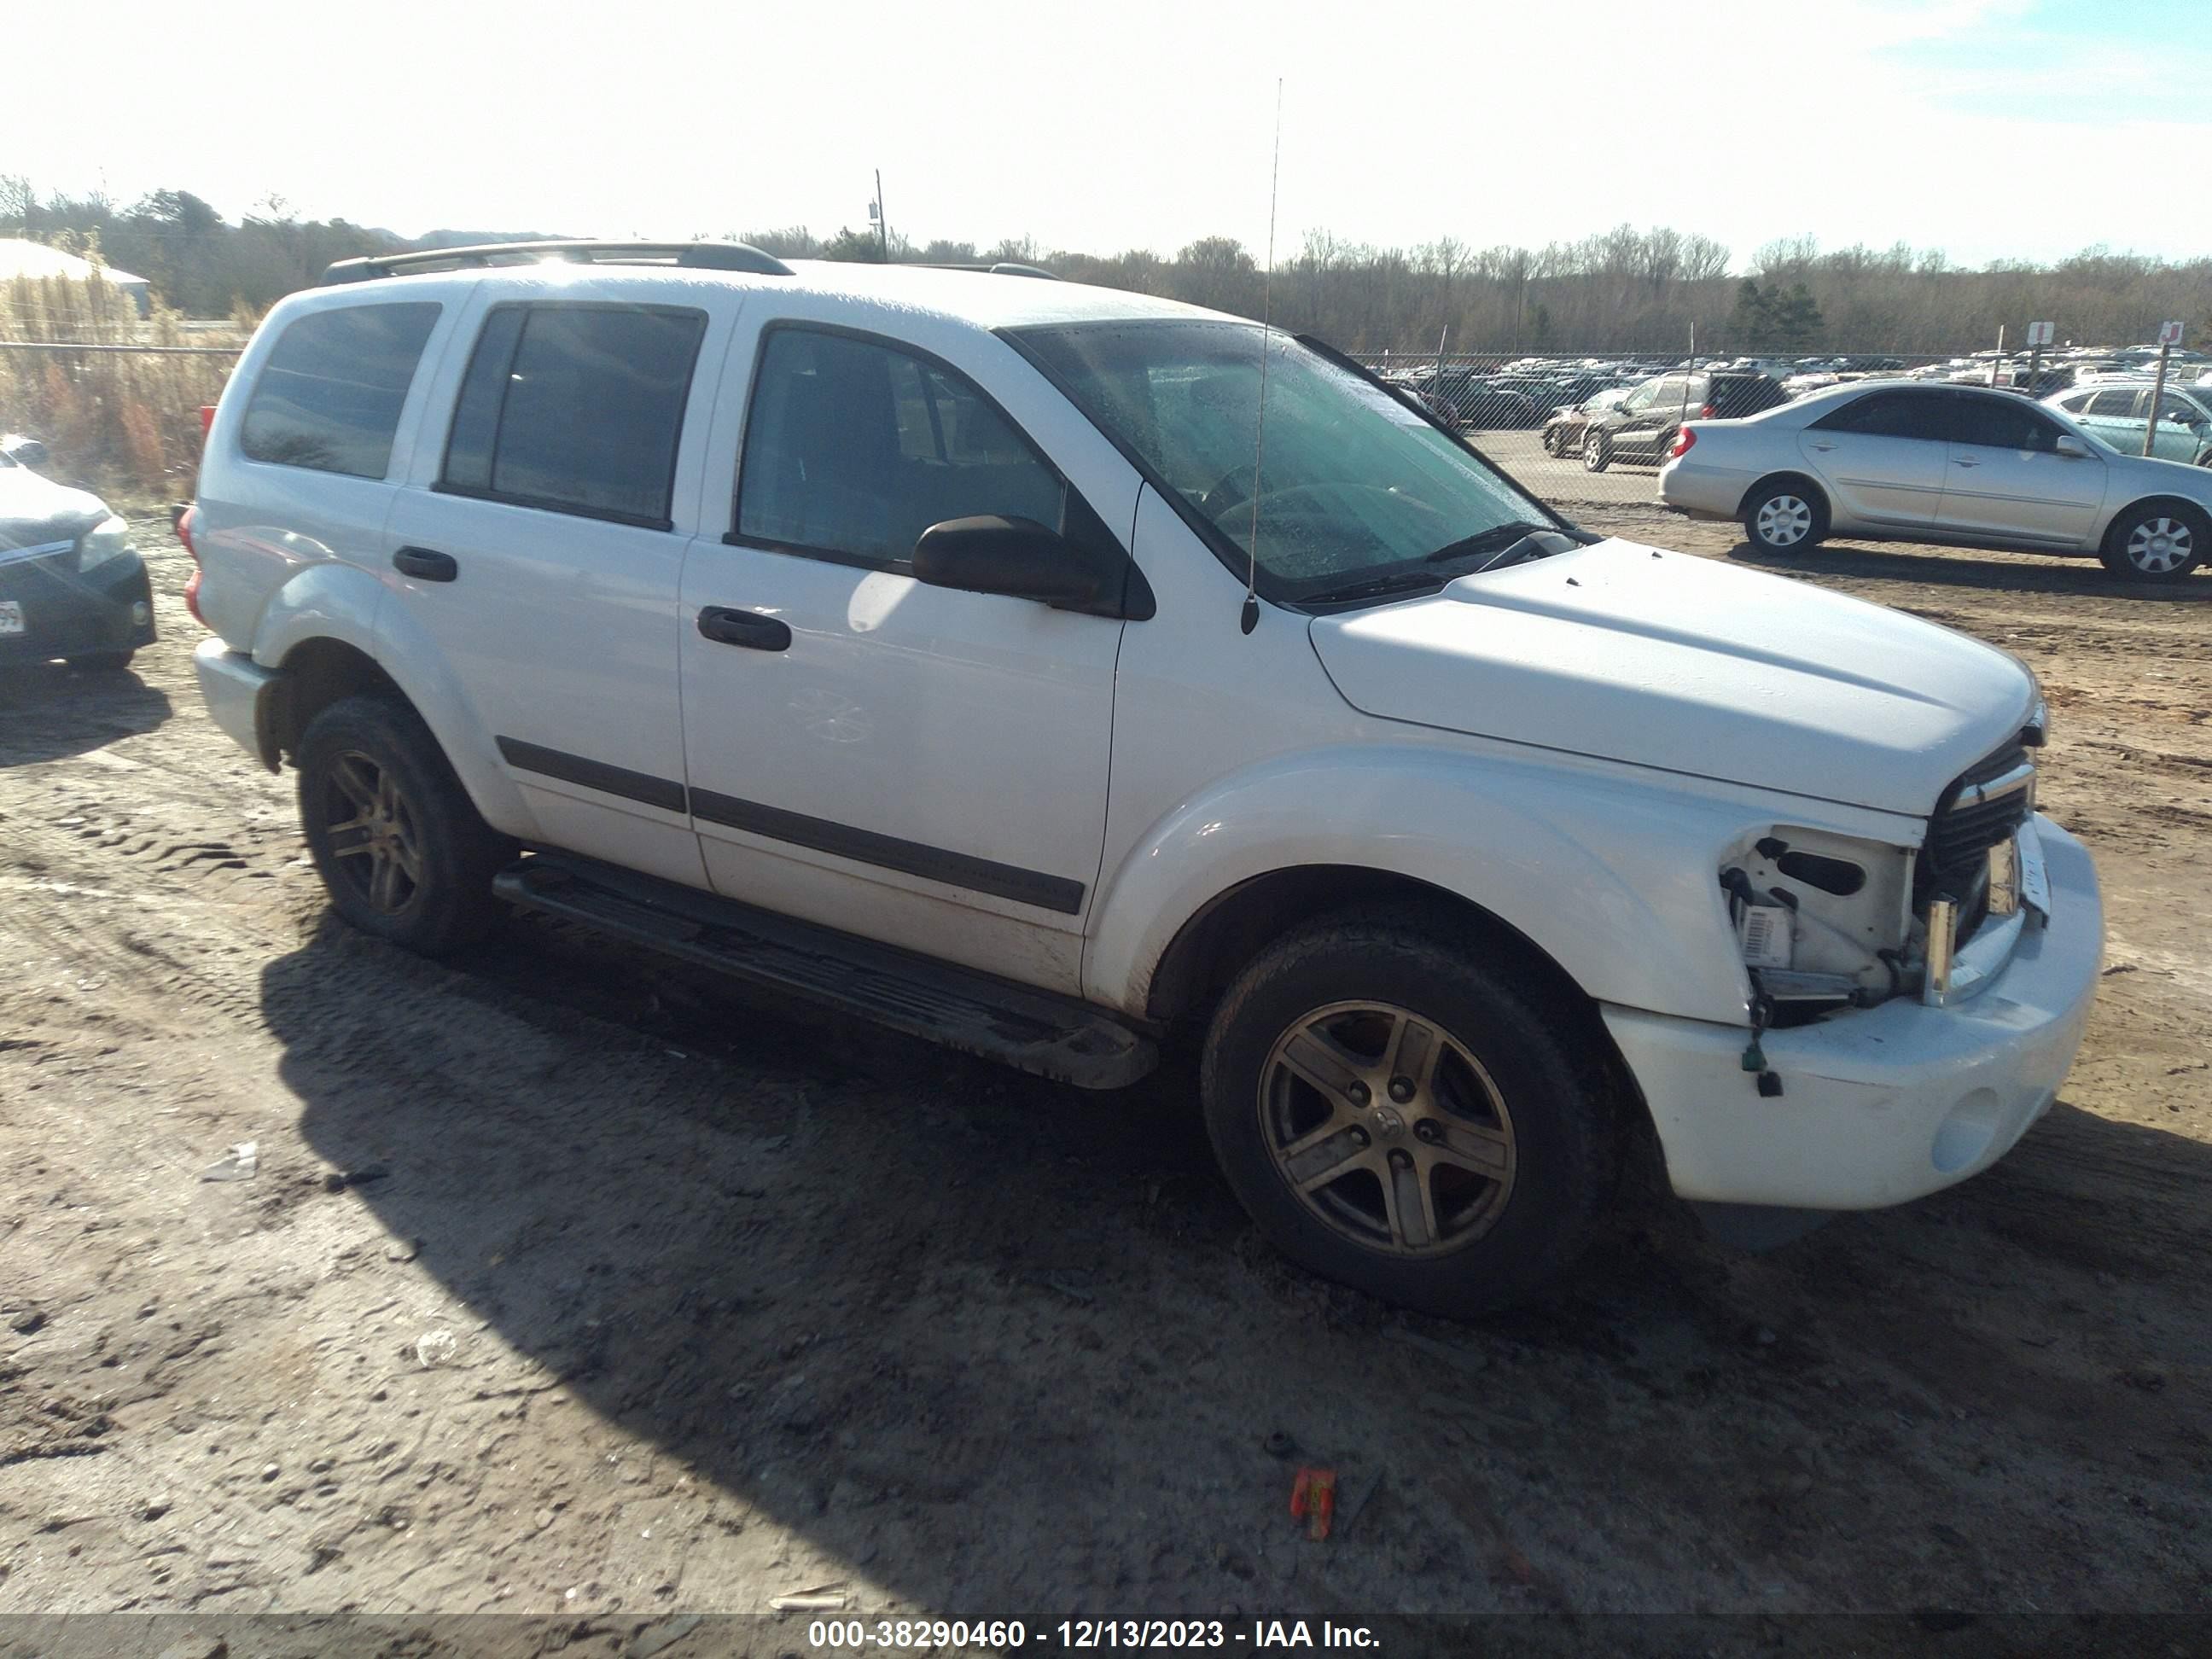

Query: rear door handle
[697,606,792,651]
[393,545,458,582]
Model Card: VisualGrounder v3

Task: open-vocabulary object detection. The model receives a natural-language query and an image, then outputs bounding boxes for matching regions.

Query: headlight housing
[77,515,136,574]
[1720,825,1918,1012]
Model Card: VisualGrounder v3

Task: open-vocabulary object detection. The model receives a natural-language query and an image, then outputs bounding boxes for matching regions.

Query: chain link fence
[1348,346,2209,511]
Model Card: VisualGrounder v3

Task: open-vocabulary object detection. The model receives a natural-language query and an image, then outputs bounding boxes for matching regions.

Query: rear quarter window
[240,303,442,478]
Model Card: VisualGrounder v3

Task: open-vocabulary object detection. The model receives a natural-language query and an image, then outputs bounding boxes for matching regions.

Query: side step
[492,854,1159,1091]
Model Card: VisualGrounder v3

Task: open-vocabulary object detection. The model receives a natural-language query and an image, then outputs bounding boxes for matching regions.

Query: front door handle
[1807,441,1837,451]
[697,606,792,651]
[393,545,458,582]
[1953,457,1980,469]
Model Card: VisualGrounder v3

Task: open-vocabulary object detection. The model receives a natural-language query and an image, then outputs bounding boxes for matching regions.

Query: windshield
[1012,320,1551,602]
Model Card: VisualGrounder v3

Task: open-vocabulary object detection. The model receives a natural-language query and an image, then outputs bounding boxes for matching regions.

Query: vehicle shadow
[1727,538,2212,601]
[266,913,2212,1614]
[0,661,172,767]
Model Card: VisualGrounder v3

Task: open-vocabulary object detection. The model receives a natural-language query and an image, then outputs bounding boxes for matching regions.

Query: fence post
[2145,339,2172,457]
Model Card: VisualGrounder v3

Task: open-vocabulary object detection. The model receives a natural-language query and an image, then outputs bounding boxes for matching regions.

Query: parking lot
[2,506,2209,1638]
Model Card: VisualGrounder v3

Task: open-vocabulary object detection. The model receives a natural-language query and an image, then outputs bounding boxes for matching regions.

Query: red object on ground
[200,405,218,440]
[1289,1467,1336,1540]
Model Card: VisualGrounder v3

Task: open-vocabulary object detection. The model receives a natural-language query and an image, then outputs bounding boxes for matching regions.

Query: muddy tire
[296,695,515,957]
[1200,911,1616,1318]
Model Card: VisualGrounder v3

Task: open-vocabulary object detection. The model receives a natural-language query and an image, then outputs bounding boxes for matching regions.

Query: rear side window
[441,303,707,528]
[1810,389,1954,442]
[241,302,441,478]
[2085,387,2142,417]
[735,326,1066,568]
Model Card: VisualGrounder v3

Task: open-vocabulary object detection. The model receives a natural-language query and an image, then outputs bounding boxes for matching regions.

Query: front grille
[1919,739,2035,940]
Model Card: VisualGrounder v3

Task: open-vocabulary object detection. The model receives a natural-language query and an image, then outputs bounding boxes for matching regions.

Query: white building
[0,238,153,315]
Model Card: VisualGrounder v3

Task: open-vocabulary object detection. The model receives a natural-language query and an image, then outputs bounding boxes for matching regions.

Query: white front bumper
[1605,814,2103,1210]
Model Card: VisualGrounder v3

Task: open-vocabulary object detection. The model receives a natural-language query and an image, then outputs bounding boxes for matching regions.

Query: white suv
[187,242,2103,1315]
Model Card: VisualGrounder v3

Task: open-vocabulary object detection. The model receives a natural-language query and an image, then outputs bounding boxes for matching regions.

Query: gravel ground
[0,504,2207,1649]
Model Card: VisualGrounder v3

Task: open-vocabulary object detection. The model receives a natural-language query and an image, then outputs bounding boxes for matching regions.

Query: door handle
[1807,441,1837,451]
[697,606,792,651]
[393,545,458,582]
[1953,457,1980,469]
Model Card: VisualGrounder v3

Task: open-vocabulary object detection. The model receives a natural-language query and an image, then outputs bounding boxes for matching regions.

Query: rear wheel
[1200,913,1615,1318]
[1741,480,1827,554]
[296,696,516,956]
[2099,502,2205,581]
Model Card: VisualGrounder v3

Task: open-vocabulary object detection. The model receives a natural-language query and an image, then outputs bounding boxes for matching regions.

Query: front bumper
[0,545,157,663]
[1605,814,2102,1211]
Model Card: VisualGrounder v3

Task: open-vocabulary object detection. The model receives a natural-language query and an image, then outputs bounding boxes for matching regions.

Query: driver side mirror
[913,515,1121,613]
[2053,434,2090,459]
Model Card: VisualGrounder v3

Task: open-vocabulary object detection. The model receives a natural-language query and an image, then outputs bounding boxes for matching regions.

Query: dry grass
[0,268,247,505]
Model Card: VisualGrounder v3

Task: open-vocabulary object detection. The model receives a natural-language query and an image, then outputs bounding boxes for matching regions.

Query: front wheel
[1582,432,1611,472]
[296,696,517,956]
[1741,480,1826,554]
[1200,914,1616,1318]
[2100,503,2205,580]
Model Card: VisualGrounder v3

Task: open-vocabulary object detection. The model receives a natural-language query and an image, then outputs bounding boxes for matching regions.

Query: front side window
[1013,320,1551,602]
[1953,396,2063,452]
[736,327,1066,567]
[242,302,441,478]
[441,303,706,527]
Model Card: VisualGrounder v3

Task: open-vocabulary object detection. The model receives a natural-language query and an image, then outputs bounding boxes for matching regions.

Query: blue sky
[11,0,2209,272]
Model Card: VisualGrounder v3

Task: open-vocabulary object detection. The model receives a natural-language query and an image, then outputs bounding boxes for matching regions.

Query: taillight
[177,504,206,627]
[1668,427,1697,459]
[1698,402,1716,420]
[199,405,218,440]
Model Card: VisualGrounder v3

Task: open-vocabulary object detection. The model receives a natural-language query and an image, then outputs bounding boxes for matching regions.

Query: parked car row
[0,436,158,672]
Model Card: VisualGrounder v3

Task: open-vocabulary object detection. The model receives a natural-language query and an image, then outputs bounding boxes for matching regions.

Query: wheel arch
[2103,492,2210,551]
[1735,470,1831,523]
[268,636,404,760]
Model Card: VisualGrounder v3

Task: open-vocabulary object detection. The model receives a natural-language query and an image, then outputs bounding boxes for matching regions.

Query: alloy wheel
[322,749,425,915]
[1257,1000,1516,1256]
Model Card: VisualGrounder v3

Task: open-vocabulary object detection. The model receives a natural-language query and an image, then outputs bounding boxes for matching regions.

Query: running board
[492,854,1158,1091]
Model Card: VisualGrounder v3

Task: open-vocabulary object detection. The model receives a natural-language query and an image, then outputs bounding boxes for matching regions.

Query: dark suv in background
[1581,371,1787,471]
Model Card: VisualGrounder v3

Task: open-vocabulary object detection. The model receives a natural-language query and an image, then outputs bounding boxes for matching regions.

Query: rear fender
[251,562,534,839]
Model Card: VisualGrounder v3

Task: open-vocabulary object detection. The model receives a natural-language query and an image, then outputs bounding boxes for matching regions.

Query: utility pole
[873,170,889,263]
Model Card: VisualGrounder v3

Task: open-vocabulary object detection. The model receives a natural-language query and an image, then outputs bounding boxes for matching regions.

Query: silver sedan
[1656,379,2211,580]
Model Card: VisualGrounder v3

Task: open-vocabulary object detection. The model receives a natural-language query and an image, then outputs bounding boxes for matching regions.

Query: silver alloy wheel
[1755,493,1814,547]
[1258,1000,1516,1256]
[2122,515,2194,574]
[323,749,425,915]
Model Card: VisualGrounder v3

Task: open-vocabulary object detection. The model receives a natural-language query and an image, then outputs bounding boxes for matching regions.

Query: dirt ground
[1,496,2208,1645]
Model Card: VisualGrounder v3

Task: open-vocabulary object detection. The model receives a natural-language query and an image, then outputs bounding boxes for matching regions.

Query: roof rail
[908,261,1061,282]
[319,240,794,286]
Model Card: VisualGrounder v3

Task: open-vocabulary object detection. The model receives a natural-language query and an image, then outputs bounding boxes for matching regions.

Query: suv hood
[1308,539,2034,817]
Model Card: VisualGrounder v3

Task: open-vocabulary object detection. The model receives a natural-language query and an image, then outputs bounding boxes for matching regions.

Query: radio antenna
[1240,78,1284,637]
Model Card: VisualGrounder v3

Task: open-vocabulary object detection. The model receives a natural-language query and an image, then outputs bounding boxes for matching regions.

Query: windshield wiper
[1298,569,1451,608]
[1421,520,1558,568]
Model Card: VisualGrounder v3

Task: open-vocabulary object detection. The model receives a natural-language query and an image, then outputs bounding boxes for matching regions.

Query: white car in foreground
[1658,378,2211,579]
[187,244,2101,1314]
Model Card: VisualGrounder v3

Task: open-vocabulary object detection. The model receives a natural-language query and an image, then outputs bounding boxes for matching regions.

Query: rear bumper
[192,637,282,770]
[0,548,157,663]
[1656,457,1756,521]
[1606,815,2102,1211]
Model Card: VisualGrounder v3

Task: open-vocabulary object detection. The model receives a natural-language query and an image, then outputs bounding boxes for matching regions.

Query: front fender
[251,562,535,840]
[1086,744,1835,1027]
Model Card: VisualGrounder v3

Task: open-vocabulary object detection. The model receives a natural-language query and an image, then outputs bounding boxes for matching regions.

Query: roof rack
[319,240,794,286]
[909,261,1061,282]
